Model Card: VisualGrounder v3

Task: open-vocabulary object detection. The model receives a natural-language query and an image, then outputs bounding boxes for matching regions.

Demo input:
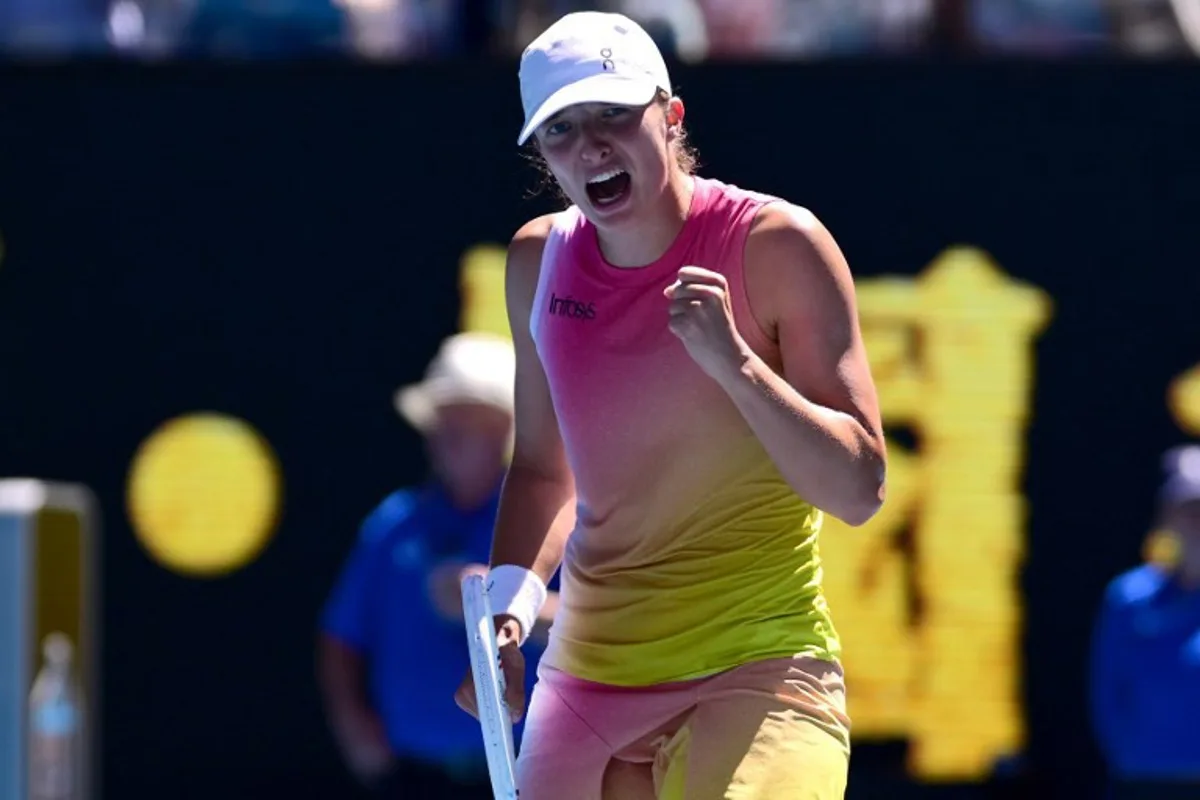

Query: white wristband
[486,564,548,646]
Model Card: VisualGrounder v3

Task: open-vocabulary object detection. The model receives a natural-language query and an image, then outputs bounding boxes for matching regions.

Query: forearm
[318,635,393,783]
[317,636,377,733]
[489,463,575,586]
[719,353,885,525]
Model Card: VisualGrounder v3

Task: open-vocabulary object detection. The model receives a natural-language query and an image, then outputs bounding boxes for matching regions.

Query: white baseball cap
[517,11,672,146]
[394,333,515,432]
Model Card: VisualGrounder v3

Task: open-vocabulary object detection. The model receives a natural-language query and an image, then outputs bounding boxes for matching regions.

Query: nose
[577,125,612,164]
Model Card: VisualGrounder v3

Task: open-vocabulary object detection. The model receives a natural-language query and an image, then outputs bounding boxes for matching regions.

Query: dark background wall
[1,61,1198,799]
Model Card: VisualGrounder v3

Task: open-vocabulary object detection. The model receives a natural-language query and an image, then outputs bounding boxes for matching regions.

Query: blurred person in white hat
[318,332,557,799]
[454,9,885,800]
[394,331,517,494]
[1090,444,1200,798]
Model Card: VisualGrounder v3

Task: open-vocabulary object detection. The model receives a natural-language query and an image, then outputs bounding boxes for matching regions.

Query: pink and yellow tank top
[531,177,840,687]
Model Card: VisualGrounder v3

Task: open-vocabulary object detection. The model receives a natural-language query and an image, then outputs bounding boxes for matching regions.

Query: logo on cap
[601,47,614,71]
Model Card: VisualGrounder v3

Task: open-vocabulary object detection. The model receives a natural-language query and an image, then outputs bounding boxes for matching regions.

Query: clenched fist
[664,266,750,382]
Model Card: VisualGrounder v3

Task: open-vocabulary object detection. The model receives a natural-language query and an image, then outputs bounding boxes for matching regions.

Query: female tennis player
[455,11,887,799]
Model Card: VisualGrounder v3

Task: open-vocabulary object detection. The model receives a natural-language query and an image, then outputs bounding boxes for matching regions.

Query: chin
[584,190,642,231]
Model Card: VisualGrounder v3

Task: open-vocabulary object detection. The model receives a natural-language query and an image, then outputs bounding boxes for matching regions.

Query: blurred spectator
[1107,0,1199,56]
[768,0,934,57]
[0,0,109,55]
[969,0,1110,55]
[317,332,558,799]
[1089,445,1200,799]
[490,0,593,57]
[103,0,193,57]
[337,0,471,60]
[8,0,1200,61]
[491,0,707,60]
[176,0,349,57]
[868,0,937,54]
[690,0,935,59]
[928,0,975,53]
[608,0,709,61]
[695,0,779,57]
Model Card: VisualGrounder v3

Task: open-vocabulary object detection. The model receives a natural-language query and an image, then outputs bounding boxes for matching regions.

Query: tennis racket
[462,573,519,799]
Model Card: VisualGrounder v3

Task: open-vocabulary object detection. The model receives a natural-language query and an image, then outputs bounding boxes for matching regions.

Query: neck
[596,171,694,268]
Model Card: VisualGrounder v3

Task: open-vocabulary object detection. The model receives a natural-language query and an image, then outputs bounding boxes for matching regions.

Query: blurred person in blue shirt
[318,332,558,799]
[1090,444,1200,799]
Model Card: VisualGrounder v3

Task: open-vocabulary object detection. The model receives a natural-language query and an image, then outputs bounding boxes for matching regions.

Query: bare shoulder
[508,214,557,276]
[505,213,557,314]
[746,202,842,278]
[744,202,856,325]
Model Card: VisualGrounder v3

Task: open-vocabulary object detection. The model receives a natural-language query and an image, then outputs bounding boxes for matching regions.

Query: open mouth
[585,168,631,207]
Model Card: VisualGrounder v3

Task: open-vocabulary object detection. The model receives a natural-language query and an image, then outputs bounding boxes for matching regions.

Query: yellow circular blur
[1168,365,1200,435]
[127,413,282,577]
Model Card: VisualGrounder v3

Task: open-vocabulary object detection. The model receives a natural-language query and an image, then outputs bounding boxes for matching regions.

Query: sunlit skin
[535,97,694,269]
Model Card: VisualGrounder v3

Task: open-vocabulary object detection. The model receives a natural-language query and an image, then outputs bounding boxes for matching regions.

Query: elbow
[834,458,886,528]
[837,493,883,528]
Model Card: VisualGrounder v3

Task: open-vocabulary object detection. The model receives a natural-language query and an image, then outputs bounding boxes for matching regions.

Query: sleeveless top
[530,176,841,686]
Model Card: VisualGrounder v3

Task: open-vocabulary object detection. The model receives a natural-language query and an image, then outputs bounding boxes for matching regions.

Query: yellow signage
[823,247,1051,779]
[1169,364,1200,436]
[458,242,1053,781]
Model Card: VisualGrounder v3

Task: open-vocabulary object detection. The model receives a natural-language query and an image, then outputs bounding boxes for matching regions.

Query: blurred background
[2,2,1200,800]
[3,0,1200,59]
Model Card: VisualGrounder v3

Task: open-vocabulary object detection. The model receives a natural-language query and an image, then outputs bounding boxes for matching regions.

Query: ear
[667,96,686,142]
[665,96,685,136]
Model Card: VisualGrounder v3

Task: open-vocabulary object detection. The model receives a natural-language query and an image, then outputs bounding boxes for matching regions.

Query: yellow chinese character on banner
[823,248,1051,779]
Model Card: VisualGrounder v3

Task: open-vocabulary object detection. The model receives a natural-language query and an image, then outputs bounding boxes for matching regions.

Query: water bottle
[28,632,81,800]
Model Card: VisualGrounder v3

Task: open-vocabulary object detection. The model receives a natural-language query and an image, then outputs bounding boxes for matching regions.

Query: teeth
[587,169,627,184]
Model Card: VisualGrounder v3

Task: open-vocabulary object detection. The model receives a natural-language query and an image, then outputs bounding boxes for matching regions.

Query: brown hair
[524,90,700,203]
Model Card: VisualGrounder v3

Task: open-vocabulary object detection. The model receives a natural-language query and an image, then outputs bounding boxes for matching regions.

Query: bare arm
[489,215,577,631]
[722,204,886,526]
[316,634,391,780]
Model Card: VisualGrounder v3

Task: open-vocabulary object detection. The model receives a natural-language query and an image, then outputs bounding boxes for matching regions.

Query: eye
[545,120,571,137]
[602,106,629,119]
